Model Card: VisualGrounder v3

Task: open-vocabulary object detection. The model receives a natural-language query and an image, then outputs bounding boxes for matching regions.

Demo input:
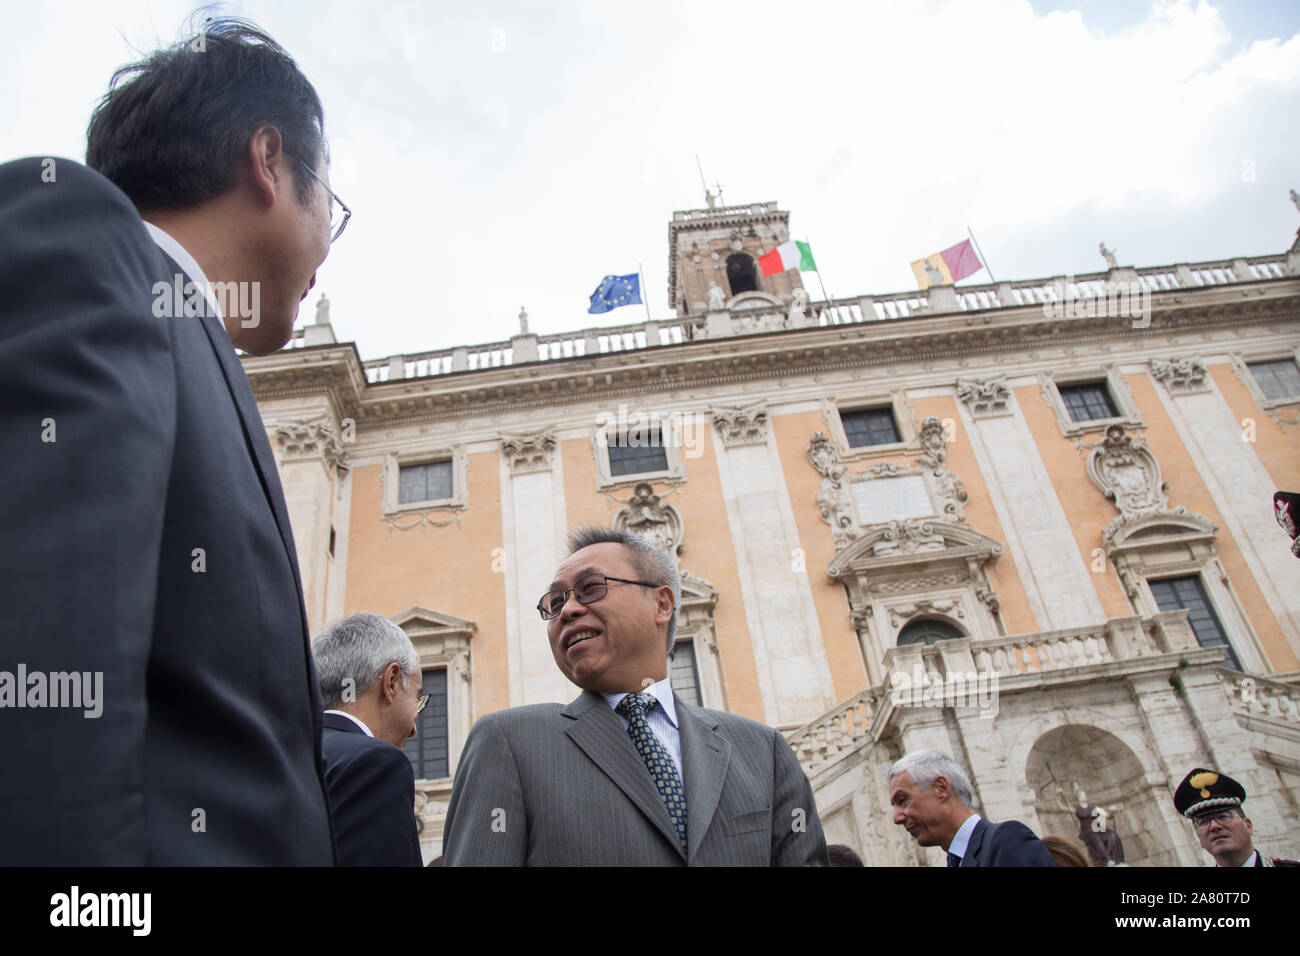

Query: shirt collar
[948,812,982,858]
[141,220,224,321]
[324,709,374,737]
[602,677,678,728]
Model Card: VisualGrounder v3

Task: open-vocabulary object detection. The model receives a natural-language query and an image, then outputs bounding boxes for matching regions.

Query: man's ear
[380,662,403,704]
[244,125,286,207]
[932,775,951,801]
[654,585,674,626]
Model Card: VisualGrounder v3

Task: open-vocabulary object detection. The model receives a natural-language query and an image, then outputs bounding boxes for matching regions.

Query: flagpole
[637,261,653,323]
[966,225,996,282]
[808,238,834,320]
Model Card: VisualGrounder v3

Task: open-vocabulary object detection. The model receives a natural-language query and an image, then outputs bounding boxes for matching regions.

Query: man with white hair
[314,612,426,866]
[889,749,1055,867]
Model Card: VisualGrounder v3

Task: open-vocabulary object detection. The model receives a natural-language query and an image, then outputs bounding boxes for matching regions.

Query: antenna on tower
[695,154,724,210]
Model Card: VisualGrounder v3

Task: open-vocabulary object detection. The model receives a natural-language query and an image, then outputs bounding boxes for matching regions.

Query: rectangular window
[1248,359,1300,402]
[399,461,454,504]
[403,668,449,780]
[608,429,669,477]
[1149,576,1241,671]
[1058,382,1119,422]
[841,407,900,447]
[668,641,701,707]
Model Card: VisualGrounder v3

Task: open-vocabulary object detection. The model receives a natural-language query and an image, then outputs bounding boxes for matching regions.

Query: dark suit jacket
[961,816,1057,867]
[442,690,828,866]
[321,713,423,866]
[0,157,334,864]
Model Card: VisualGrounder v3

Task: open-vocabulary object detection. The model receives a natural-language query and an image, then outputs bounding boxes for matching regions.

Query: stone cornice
[241,285,1300,430]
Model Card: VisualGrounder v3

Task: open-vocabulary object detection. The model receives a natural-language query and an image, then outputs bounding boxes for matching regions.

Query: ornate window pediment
[826,519,1004,684]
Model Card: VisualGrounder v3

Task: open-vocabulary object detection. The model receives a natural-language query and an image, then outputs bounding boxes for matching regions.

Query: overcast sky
[3,0,1299,361]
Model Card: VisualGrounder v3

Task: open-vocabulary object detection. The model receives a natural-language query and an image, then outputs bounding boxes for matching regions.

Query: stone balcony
[279,251,1300,383]
[785,610,1229,779]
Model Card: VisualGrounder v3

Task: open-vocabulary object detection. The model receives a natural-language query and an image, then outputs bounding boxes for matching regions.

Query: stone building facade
[243,200,1300,866]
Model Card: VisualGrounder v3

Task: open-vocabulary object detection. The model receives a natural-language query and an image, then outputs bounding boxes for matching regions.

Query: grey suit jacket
[442,690,828,866]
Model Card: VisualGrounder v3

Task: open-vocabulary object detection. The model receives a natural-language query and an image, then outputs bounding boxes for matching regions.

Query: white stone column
[711,404,836,725]
[271,407,348,637]
[499,431,573,705]
[956,379,1107,631]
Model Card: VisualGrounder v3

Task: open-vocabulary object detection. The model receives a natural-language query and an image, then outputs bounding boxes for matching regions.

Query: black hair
[86,16,325,211]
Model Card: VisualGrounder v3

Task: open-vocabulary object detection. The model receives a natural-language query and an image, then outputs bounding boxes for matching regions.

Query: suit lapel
[160,251,324,748]
[677,700,730,865]
[159,253,309,620]
[562,691,684,859]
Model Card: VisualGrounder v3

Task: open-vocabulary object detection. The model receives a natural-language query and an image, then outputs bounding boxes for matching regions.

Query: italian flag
[759,240,817,277]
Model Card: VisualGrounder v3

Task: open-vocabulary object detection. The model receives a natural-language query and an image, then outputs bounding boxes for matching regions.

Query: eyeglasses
[416,694,429,716]
[1191,809,1240,830]
[295,157,351,242]
[537,572,660,620]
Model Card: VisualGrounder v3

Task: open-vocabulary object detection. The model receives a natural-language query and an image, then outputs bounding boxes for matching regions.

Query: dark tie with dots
[616,693,688,851]
[947,852,961,867]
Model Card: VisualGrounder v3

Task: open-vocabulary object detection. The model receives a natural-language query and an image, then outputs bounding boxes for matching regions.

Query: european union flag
[587,274,641,314]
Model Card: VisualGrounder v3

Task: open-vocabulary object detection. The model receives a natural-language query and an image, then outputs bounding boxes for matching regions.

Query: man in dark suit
[889,749,1056,867]
[314,613,426,867]
[443,527,828,866]
[0,19,343,864]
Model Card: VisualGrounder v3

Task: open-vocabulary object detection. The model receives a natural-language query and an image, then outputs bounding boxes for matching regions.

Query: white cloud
[2,0,1297,359]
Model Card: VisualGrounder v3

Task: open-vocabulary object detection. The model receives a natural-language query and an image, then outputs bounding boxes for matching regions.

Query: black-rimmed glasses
[537,573,660,620]
[296,158,351,242]
[1190,809,1240,830]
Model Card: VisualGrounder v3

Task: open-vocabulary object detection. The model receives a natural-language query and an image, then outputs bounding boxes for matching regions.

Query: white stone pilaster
[956,388,1106,631]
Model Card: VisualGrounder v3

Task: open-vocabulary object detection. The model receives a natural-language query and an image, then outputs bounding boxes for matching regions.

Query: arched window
[726,253,758,295]
[897,618,965,646]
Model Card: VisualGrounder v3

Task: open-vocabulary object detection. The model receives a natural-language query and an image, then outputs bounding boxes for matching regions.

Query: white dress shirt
[948,812,981,861]
[142,220,225,326]
[601,677,683,780]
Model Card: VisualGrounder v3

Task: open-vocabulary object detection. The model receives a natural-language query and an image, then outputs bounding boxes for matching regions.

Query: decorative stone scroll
[808,432,858,546]
[1086,425,1168,524]
[613,481,684,557]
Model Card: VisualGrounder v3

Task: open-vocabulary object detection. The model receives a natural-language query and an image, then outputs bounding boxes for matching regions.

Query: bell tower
[667,199,806,316]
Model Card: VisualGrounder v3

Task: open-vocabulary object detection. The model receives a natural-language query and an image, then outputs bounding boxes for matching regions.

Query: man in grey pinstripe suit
[443,527,828,866]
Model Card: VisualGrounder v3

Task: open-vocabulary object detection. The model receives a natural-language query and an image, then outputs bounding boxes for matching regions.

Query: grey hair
[566,525,681,654]
[887,749,974,807]
[313,612,419,709]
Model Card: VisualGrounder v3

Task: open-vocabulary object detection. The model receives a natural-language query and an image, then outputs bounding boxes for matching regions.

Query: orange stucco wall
[557,427,768,722]
[343,453,512,715]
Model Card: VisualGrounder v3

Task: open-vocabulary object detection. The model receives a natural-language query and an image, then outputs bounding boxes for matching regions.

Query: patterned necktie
[616,693,688,851]
[947,852,961,867]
